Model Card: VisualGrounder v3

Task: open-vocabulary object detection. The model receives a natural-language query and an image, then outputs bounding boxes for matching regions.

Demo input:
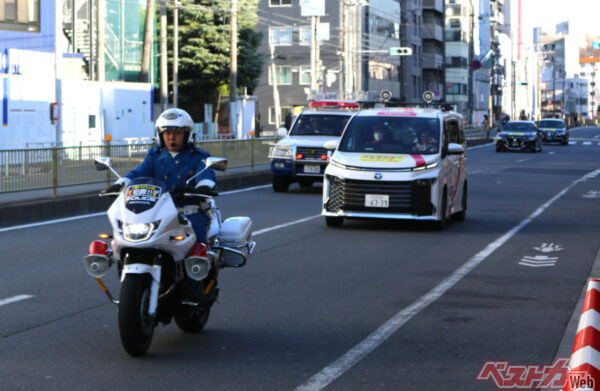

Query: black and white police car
[268,101,358,192]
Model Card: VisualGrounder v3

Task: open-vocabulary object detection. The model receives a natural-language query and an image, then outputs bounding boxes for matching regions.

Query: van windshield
[338,116,440,154]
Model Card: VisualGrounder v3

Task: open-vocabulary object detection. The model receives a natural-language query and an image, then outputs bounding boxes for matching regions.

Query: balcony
[444,30,467,43]
[423,0,443,13]
[422,23,443,42]
[423,53,443,70]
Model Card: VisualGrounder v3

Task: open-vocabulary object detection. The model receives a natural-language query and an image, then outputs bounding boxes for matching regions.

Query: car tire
[325,216,344,227]
[530,143,537,153]
[561,139,568,146]
[453,182,467,222]
[432,189,448,230]
[496,144,502,152]
[273,176,290,192]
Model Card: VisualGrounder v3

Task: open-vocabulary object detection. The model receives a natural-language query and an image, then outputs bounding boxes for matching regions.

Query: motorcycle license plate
[304,164,320,174]
[365,194,389,208]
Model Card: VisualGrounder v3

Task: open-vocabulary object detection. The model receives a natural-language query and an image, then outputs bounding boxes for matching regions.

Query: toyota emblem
[374,173,382,180]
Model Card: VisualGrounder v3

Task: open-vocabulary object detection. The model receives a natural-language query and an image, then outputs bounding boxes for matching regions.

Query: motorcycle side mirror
[205,157,228,172]
[94,157,123,180]
[186,157,228,186]
[94,157,112,171]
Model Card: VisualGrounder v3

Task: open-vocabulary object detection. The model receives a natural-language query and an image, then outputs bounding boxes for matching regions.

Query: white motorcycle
[84,157,255,357]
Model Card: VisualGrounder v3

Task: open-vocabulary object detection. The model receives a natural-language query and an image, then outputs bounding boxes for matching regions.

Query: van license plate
[365,194,389,208]
[304,165,320,174]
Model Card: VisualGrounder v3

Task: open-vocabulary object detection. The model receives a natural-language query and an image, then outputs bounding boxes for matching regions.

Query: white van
[321,107,468,229]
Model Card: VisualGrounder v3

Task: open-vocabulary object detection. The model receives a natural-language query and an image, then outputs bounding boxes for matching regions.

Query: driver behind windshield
[103,108,217,244]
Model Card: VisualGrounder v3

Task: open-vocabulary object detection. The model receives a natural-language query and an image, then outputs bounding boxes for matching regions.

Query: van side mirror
[447,143,465,155]
[277,127,288,137]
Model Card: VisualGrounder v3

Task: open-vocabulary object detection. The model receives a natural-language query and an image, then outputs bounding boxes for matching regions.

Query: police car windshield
[338,116,440,155]
[539,120,565,128]
[290,114,351,136]
[503,122,537,132]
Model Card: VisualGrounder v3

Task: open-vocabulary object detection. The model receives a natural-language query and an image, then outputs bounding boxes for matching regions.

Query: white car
[268,103,358,192]
[322,106,468,229]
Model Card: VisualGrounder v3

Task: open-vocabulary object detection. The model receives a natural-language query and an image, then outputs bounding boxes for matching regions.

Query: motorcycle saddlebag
[218,217,253,267]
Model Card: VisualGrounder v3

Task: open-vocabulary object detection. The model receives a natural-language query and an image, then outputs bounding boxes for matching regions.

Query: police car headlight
[556,129,566,134]
[269,144,292,159]
[123,221,159,242]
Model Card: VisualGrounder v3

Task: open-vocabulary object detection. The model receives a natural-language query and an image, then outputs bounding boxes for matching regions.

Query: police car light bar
[309,100,360,108]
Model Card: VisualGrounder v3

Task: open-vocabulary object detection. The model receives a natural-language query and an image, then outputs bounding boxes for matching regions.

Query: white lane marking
[594,135,600,139]
[294,166,600,391]
[569,141,576,145]
[221,184,271,195]
[469,169,483,175]
[0,294,34,307]
[467,142,494,150]
[584,141,592,145]
[516,157,533,163]
[0,212,106,233]
[254,215,321,236]
[549,151,555,155]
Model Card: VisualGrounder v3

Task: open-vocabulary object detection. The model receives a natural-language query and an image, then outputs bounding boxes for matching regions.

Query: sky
[520,0,600,43]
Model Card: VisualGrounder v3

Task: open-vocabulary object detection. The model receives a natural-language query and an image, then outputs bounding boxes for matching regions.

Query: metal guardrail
[0,138,277,196]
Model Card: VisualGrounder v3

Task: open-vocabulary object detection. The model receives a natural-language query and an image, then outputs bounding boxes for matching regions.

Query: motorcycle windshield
[124,177,168,214]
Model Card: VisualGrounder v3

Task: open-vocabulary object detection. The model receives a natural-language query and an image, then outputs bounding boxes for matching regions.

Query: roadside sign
[300,0,324,16]
[472,59,482,70]
[389,47,412,56]
[593,41,600,49]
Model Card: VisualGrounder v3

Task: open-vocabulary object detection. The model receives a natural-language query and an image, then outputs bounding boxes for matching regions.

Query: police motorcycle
[83,156,255,357]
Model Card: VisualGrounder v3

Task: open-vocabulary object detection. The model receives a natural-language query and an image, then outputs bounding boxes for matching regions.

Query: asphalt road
[1,127,600,390]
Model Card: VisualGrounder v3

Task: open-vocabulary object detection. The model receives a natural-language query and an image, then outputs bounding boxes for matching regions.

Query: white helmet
[155,108,195,147]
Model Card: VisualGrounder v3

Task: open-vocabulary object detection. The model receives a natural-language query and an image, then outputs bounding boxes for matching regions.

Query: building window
[446,83,467,95]
[0,0,40,32]
[268,65,292,85]
[445,56,468,67]
[449,18,461,28]
[299,26,311,46]
[269,106,292,125]
[299,65,311,84]
[269,26,293,46]
[269,0,291,6]
[368,60,396,80]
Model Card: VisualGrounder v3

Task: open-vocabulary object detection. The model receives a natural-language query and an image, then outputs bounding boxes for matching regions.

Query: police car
[268,101,358,192]
[321,106,468,229]
[538,118,569,145]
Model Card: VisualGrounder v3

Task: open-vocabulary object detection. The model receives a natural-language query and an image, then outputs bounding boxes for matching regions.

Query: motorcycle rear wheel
[118,274,155,357]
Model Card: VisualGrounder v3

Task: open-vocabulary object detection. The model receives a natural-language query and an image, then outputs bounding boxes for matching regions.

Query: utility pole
[140,0,155,82]
[310,15,317,91]
[97,0,105,81]
[54,0,63,147]
[160,0,168,111]
[552,56,556,118]
[173,0,179,107]
[88,0,94,81]
[468,0,474,124]
[229,0,238,138]
[269,43,281,129]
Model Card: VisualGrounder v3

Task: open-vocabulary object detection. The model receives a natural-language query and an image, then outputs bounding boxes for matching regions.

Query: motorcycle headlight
[268,144,293,159]
[123,221,159,242]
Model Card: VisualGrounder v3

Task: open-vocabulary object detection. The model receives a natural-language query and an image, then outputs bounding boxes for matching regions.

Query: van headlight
[328,158,346,169]
[122,221,159,242]
[526,135,537,141]
[412,161,438,171]
[268,144,292,159]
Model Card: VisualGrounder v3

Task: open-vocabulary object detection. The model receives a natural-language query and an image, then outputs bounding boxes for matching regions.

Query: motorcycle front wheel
[118,274,155,357]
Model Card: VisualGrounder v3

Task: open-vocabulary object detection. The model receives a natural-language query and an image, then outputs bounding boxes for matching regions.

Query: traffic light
[389,47,413,56]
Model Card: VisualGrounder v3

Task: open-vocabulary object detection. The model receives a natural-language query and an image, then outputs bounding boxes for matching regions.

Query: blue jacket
[125,145,217,207]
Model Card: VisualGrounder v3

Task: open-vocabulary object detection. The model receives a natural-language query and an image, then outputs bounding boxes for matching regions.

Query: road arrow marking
[583,190,600,199]
[533,243,564,253]
[519,255,559,267]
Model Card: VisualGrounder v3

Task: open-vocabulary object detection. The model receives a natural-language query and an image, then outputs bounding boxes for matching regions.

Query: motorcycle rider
[104,108,217,244]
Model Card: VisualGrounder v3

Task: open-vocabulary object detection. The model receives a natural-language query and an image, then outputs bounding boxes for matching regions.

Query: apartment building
[254,0,401,134]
